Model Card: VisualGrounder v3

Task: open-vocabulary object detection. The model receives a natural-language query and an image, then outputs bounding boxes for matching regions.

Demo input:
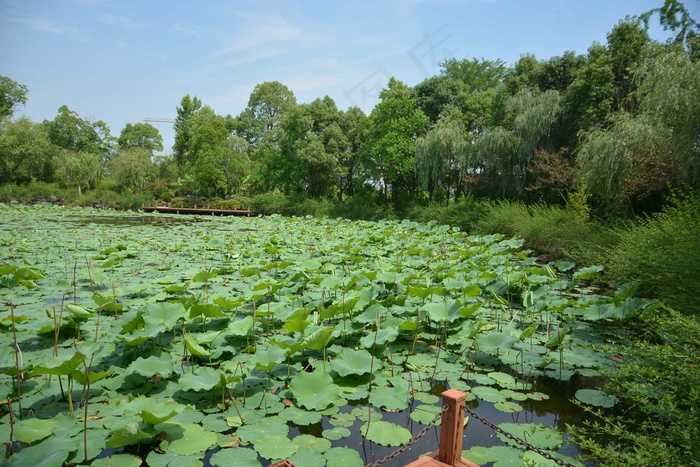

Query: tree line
[1,0,698,217]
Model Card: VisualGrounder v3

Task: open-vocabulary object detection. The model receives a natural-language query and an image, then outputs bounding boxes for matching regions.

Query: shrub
[406,196,487,232]
[475,199,615,262]
[570,306,700,466]
[210,196,252,211]
[603,191,700,314]
[250,191,291,215]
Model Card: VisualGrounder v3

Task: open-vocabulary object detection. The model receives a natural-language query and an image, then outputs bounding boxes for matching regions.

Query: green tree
[234,81,296,194]
[469,88,561,198]
[279,96,345,199]
[173,94,202,179]
[564,43,616,132]
[110,147,155,193]
[0,76,28,120]
[337,106,369,200]
[415,117,467,202]
[606,19,651,113]
[636,44,700,187]
[361,78,428,205]
[189,106,236,197]
[0,117,55,182]
[62,150,103,194]
[118,123,163,153]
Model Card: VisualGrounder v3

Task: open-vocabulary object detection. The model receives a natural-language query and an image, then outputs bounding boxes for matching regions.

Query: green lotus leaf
[228,316,254,336]
[167,423,218,455]
[302,326,335,350]
[90,454,143,467]
[209,447,262,467]
[475,331,517,353]
[30,350,83,376]
[291,434,332,453]
[575,388,618,408]
[370,386,410,411]
[324,446,364,466]
[254,433,299,460]
[236,416,289,444]
[65,303,94,318]
[189,303,226,319]
[409,404,443,424]
[330,349,373,376]
[128,352,175,379]
[496,422,562,450]
[13,417,60,443]
[359,327,398,348]
[291,370,340,410]
[462,445,523,465]
[178,366,223,391]
[288,448,326,467]
[248,344,287,371]
[145,449,202,467]
[322,426,351,440]
[424,299,462,322]
[494,401,523,413]
[127,397,185,424]
[8,434,79,467]
[283,308,311,333]
[106,422,152,449]
[573,265,604,280]
[361,420,412,446]
[472,386,507,403]
[279,406,323,426]
[142,302,186,330]
[184,333,211,356]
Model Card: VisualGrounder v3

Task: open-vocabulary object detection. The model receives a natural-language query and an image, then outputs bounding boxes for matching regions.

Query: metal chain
[462,403,578,467]
[364,405,448,467]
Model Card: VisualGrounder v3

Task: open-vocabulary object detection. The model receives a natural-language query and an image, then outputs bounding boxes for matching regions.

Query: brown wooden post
[438,389,466,465]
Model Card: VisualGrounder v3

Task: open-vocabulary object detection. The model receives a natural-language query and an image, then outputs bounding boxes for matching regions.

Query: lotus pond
[0,204,653,466]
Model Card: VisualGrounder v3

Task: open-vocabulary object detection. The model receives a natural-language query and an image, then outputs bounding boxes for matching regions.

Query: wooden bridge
[141,203,252,217]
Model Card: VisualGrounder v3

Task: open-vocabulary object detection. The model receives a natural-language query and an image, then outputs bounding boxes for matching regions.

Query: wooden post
[438,389,466,465]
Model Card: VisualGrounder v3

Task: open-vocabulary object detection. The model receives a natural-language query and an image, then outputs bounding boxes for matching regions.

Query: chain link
[364,404,448,467]
[462,403,578,467]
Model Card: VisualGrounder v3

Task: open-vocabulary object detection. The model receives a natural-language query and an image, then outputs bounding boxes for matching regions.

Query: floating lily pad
[290,370,340,411]
[575,389,618,408]
[361,420,412,446]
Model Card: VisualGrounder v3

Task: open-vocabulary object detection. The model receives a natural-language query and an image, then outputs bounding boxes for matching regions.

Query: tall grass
[475,200,617,262]
[603,191,700,314]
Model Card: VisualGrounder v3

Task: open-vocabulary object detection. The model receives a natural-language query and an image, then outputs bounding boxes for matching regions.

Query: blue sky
[1,0,693,153]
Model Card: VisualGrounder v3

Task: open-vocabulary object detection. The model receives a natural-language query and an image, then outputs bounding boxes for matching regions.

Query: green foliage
[0,116,56,183]
[603,191,700,314]
[118,122,163,153]
[405,195,487,232]
[570,306,700,466]
[0,75,28,119]
[110,147,155,194]
[476,199,608,260]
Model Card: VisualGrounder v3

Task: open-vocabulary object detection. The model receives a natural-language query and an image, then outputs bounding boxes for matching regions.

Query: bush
[570,306,700,465]
[603,191,700,314]
[406,196,487,232]
[475,199,617,262]
[329,192,396,221]
[210,197,252,211]
[250,191,291,215]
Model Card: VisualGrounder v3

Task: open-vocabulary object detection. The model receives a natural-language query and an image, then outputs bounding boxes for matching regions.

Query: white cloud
[99,14,148,29]
[5,15,83,39]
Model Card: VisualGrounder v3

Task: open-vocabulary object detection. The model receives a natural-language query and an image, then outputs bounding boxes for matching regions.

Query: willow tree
[636,45,700,186]
[468,88,561,198]
[577,113,669,210]
[415,118,467,202]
